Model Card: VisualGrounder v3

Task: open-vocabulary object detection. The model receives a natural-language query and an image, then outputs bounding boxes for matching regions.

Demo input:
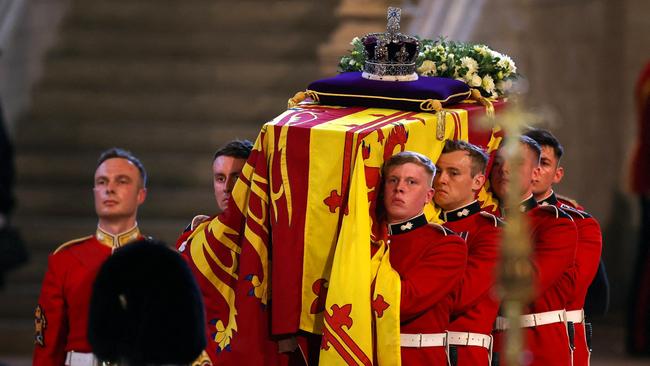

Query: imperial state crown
[361,7,420,81]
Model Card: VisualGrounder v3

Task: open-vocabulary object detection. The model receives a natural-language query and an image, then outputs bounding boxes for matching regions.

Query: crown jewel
[361,7,420,82]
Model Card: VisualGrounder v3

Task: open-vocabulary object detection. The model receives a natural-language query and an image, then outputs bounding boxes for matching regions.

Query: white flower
[497,55,517,74]
[349,59,356,65]
[509,60,517,74]
[465,73,482,87]
[461,57,479,74]
[473,45,489,56]
[489,50,503,59]
[417,60,437,76]
[350,37,360,46]
[482,75,496,93]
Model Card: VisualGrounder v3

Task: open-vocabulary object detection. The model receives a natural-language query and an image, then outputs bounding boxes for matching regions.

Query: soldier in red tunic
[176,140,252,252]
[489,136,578,366]
[33,148,148,366]
[524,128,603,366]
[434,140,502,366]
[173,141,253,365]
[381,151,467,365]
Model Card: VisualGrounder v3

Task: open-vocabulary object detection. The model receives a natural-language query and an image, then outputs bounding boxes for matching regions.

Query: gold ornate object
[481,100,542,365]
[436,110,446,140]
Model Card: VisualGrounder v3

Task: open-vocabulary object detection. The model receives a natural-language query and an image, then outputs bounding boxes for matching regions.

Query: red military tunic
[555,194,585,211]
[33,226,143,366]
[442,201,502,365]
[539,192,602,366]
[387,213,467,365]
[493,196,578,366]
[176,214,214,251]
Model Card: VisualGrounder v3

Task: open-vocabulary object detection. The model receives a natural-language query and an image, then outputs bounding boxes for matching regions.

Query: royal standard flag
[319,147,375,365]
[181,101,505,365]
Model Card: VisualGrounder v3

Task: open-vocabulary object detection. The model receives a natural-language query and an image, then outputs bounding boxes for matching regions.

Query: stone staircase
[0,0,337,355]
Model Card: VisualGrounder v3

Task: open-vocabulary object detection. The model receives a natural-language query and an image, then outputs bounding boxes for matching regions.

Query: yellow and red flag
[319,148,375,365]
[181,101,505,365]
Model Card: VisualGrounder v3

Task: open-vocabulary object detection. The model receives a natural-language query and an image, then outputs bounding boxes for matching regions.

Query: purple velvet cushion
[307,72,471,111]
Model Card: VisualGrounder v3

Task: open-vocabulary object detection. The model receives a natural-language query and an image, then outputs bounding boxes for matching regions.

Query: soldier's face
[383,163,434,223]
[531,145,563,197]
[93,158,146,222]
[213,156,246,212]
[434,150,485,211]
[490,144,539,200]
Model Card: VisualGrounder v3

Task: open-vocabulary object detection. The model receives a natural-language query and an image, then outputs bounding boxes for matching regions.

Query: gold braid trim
[305,90,320,102]
[287,90,320,109]
[302,89,470,112]
[420,99,442,112]
[287,91,306,109]
[470,88,495,117]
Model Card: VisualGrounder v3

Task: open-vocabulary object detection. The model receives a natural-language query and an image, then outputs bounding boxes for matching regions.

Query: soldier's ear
[137,187,147,205]
[425,187,435,203]
[554,166,564,184]
[472,173,486,192]
[531,166,541,182]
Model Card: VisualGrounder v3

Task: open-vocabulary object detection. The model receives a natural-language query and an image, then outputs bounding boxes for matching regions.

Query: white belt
[447,331,492,349]
[400,333,447,348]
[495,309,567,330]
[566,309,584,324]
[65,351,98,366]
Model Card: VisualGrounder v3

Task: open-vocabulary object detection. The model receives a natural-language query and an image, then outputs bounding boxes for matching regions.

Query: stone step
[64,0,335,33]
[49,29,321,62]
[15,185,216,219]
[4,249,49,285]
[0,283,40,321]
[23,89,292,127]
[14,150,216,186]
[39,59,319,94]
[0,319,33,355]
[14,118,263,154]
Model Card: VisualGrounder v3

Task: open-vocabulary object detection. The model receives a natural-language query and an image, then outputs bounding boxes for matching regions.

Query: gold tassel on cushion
[420,99,443,112]
[287,91,306,109]
[287,90,320,109]
[470,88,495,117]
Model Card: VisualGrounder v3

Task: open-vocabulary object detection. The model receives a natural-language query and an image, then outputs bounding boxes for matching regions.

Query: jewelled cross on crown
[361,7,419,81]
[387,7,401,35]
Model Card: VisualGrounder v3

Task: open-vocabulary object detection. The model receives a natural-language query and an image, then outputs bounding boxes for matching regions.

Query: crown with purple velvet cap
[361,7,420,82]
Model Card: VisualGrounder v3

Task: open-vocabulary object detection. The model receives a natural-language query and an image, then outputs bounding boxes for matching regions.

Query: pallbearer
[381,151,467,365]
[524,128,603,366]
[434,140,502,366]
[489,137,578,366]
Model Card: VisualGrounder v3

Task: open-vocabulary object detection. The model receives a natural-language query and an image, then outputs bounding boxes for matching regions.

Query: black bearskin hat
[88,238,206,364]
